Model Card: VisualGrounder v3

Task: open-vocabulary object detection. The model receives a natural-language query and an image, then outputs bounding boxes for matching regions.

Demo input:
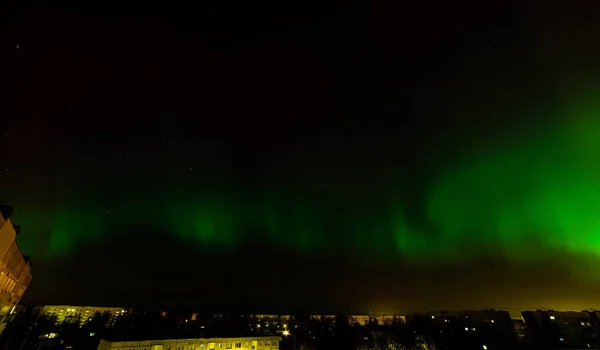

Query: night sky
[3,0,600,313]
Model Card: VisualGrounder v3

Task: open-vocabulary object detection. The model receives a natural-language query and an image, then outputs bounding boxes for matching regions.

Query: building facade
[375,315,405,325]
[38,305,128,327]
[98,336,281,350]
[0,206,32,334]
[348,315,370,326]
[406,310,517,350]
[521,310,599,349]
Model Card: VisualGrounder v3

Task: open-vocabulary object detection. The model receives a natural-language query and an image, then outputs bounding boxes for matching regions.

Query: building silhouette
[521,310,600,349]
[38,305,128,327]
[0,205,32,334]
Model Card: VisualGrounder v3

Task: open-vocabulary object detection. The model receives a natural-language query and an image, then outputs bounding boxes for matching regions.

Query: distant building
[251,315,278,320]
[249,314,293,323]
[310,314,403,326]
[522,310,599,349]
[0,206,32,334]
[348,315,370,326]
[375,315,405,325]
[38,305,128,327]
[279,315,293,322]
[98,336,281,350]
[309,315,336,322]
[407,310,517,349]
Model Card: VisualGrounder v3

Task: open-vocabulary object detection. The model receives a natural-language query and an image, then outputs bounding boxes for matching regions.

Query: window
[265,342,270,346]
[235,343,241,348]
[226,344,232,349]
[272,341,277,345]
[252,347,255,350]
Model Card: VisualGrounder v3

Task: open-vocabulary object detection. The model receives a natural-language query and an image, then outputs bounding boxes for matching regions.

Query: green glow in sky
[13,97,600,266]
[427,99,600,262]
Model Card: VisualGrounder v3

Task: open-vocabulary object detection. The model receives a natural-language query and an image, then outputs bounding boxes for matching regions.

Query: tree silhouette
[358,331,406,350]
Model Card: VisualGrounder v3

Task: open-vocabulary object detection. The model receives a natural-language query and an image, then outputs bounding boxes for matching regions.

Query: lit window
[483,346,487,350]
[550,316,555,320]
[465,327,469,331]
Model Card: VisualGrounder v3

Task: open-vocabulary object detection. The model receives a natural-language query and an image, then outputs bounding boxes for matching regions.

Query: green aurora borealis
[12,96,600,270]
[8,0,600,311]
